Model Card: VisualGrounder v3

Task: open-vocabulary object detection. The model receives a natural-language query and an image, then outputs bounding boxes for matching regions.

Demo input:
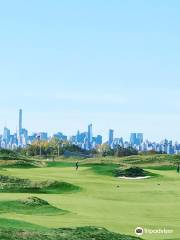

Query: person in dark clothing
[177,164,180,174]
[76,161,79,171]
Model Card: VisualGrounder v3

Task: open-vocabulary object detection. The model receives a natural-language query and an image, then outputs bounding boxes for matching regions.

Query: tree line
[0,138,138,158]
[19,138,138,158]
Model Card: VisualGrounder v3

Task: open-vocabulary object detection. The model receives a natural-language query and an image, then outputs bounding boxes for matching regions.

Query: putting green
[0,162,179,240]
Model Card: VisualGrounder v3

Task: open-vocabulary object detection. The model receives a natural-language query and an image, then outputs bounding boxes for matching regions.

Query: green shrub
[0,226,143,240]
[114,167,148,177]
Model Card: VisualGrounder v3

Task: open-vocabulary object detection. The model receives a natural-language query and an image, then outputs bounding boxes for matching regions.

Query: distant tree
[21,138,88,157]
[97,143,114,156]
[114,146,138,157]
[142,150,165,155]
[96,144,138,157]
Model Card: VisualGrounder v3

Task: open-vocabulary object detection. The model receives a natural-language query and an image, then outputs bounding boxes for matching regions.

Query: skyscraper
[96,135,103,145]
[130,133,144,145]
[88,124,93,148]
[136,133,143,145]
[130,133,137,145]
[19,109,22,137]
[3,127,10,144]
[108,129,114,146]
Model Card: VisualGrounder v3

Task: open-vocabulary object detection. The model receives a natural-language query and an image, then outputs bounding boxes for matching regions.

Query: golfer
[76,161,79,171]
[177,164,180,174]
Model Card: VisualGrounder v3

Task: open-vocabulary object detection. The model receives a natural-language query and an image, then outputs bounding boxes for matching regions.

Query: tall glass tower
[108,129,114,146]
[19,109,22,137]
[130,133,137,145]
[88,124,93,148]
[137,133,143,145]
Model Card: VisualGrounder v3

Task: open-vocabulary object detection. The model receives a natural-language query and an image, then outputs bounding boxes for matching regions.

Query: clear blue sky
[0,0,180,141]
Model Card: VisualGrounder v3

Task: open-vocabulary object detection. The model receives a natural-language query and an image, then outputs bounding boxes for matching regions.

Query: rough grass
[0,197,67,216]
[143,165,177,171]
[0,175,80,194]
[0,225,142,240]
[0,160,45,169]
[119,154,180,167]
[0,150,32,161]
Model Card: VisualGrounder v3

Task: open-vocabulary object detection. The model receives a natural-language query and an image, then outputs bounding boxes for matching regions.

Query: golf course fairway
[0,161,179,240]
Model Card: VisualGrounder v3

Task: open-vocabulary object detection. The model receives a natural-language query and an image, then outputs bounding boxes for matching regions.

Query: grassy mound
[0,218,143,239]
[120,154,180,166]
[0,175,80,194]
[114,167,150,177]
[0,197,67,216]
[144,165,176,171]
[0,149,27,160]
[83,163,118,176]
[0,226,142,240]
[22,196,49,206]
[0,160,45,169]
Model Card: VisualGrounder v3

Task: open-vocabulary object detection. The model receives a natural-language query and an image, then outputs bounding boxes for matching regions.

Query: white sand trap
[118,176,151,180]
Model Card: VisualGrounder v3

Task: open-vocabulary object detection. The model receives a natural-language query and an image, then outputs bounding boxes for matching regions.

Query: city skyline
[1,109,179,155]
[1,109,180,144]
[1,108,180,143]
[1,109,143,142]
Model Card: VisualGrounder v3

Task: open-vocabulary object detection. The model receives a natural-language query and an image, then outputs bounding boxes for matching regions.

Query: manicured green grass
[47,161,75,168]
[0,155,180,239]
[0,218,47,231]
[82,163,118,176]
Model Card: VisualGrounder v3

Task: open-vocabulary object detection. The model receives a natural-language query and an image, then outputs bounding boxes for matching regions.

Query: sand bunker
[118,176,151,180]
